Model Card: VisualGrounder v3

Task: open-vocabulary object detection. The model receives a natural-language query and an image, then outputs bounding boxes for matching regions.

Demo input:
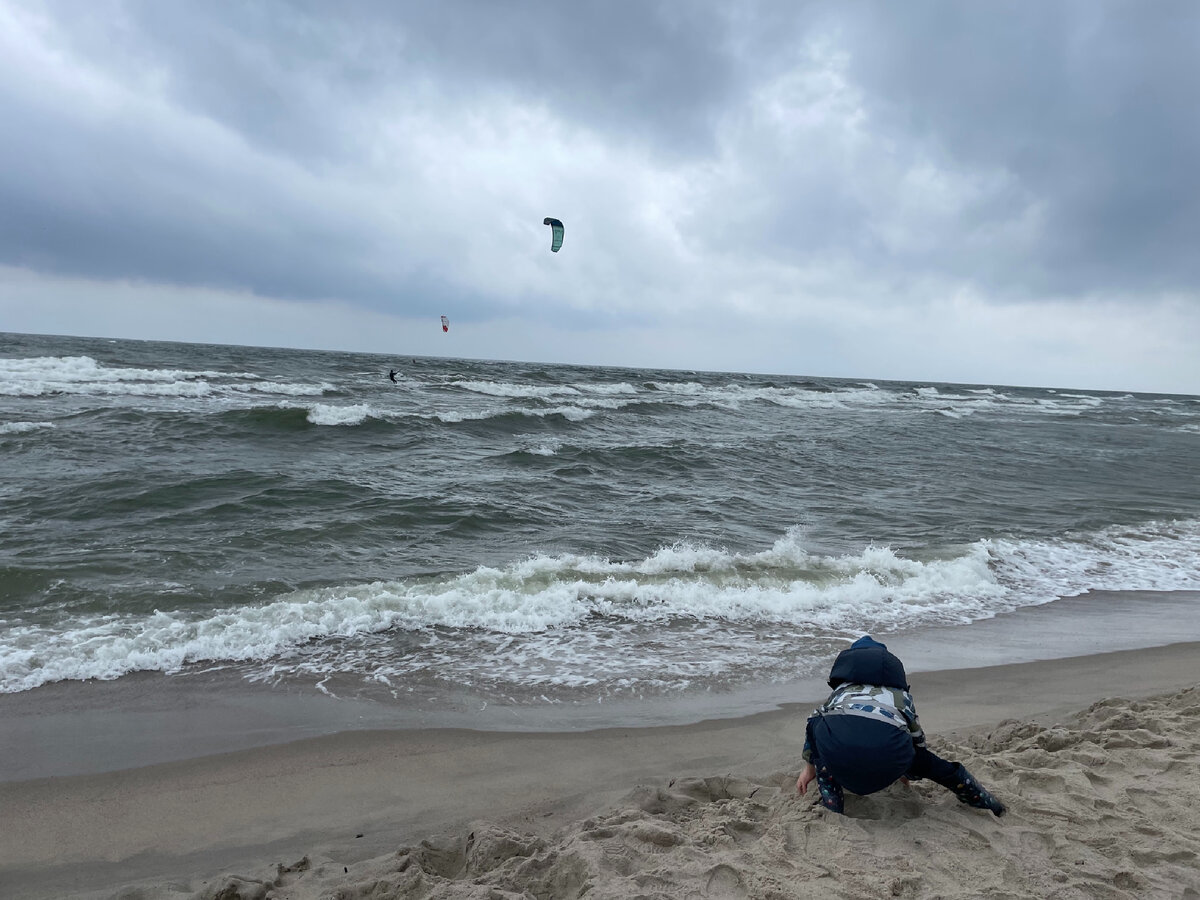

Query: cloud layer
[2,1,1198,392]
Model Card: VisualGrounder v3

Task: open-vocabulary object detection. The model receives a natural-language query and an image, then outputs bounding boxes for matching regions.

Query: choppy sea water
[2,331,1199,711]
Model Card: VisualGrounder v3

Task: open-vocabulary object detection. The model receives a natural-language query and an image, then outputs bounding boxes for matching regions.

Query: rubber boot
[815,764,844,814]
[939,762,1006,817]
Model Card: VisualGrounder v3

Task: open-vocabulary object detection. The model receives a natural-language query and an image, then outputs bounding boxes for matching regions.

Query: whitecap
[5,519,1198,695]
[306,403,373,426]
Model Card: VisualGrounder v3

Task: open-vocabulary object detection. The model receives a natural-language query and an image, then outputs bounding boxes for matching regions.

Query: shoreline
[3,641,1199,899]
[4,589,1199,783]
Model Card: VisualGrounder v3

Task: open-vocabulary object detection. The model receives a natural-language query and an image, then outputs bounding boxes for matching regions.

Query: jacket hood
[827,635,909,690]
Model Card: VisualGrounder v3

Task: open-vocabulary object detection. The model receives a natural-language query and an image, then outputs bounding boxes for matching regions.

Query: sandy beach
[3,642,1199,900]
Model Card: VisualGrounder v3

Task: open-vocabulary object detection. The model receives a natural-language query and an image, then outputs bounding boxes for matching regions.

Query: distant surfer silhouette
[388,369,398,383]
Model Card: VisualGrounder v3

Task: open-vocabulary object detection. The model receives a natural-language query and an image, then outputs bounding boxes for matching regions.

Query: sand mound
[168,684,1200,900]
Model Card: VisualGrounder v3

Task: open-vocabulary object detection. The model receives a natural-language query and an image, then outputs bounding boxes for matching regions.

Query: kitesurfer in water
[796,636,1006,817]
[388,369,398,383]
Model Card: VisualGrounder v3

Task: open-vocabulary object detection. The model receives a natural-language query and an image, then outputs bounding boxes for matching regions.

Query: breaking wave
[3,519,1197,695]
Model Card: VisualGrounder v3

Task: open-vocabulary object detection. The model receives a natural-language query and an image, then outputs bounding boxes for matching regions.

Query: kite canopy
[440,315,449,333]
[543,217,564,252]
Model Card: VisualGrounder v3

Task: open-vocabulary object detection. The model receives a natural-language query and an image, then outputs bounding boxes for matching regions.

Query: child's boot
[938,762,1006,817]
[815,765,845,814]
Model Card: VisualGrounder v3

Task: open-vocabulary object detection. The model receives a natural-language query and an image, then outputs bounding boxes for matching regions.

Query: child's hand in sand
[797,762,816,795]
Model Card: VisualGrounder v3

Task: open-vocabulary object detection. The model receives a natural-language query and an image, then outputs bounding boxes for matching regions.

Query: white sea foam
[544,405,596,421]
[452,380,637,401]
[3,519,1198,694]
[577,381,640,395]
[440,380,640,421]
[0,355,330,400]
[306,403,373,426]
[431,408,495,423]
[232,381,335,396]
[0,541,999,692]
[643,381,884,411]
[453,380,584,399]
[433,405,597,423]
[351,366,1200,428]
[0,421,54,434]
[985,518,1200,597]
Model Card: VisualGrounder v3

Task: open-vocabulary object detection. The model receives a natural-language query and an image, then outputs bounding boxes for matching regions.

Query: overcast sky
[2,1,1198,393]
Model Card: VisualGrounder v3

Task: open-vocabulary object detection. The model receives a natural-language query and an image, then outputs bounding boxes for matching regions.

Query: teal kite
[543,217,564,252]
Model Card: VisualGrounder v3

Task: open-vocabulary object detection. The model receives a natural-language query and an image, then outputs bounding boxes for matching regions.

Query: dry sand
[3,644,1199,900]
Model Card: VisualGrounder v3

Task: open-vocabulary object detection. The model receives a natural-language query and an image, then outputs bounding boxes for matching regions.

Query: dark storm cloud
[2,0,1199,318]
[0,79,392,304]
[59,0,753,161]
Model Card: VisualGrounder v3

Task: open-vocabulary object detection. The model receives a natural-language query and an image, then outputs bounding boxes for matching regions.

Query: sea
[3,331,1200,734]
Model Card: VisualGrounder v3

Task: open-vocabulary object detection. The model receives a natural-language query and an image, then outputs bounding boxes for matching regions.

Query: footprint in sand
[704,863,747,899]
[598,840,636,876]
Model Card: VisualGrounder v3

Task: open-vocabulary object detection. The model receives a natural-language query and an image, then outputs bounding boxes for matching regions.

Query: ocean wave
[220,401,595,430]
[436,406,597,424]
[306,403,374,426]
[0,541,996,693]
[646,381,882,411]
[451,377,892,413]
[0,421,55,434]
[451,380,585,399]
[0,355,331,399]
[4,519,1198,694]
[606,379,1144,419]
[985,518,1200,598]
[217,406,314,431]
[231,381,336,397]
[512,439,564,457]
[449,379,642,400]
[5,355,1187,432]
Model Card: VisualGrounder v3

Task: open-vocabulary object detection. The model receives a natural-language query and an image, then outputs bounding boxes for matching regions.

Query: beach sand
[3,644,1199,900]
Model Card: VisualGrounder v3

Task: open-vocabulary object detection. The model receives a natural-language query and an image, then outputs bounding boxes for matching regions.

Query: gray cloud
[831,1,1200,296]
[1,0,1198,392]
[53,0,750,161]
[3,1,769,313]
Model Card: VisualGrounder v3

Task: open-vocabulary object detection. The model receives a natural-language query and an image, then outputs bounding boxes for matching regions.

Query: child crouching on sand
[796,635,1006,817]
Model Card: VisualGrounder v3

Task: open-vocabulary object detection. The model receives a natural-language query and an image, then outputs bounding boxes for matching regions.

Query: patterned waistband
[819,703,909,730]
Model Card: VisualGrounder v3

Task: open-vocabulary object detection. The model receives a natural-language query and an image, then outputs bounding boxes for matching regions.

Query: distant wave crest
[0,421,54,434]
[0,355,331,399]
